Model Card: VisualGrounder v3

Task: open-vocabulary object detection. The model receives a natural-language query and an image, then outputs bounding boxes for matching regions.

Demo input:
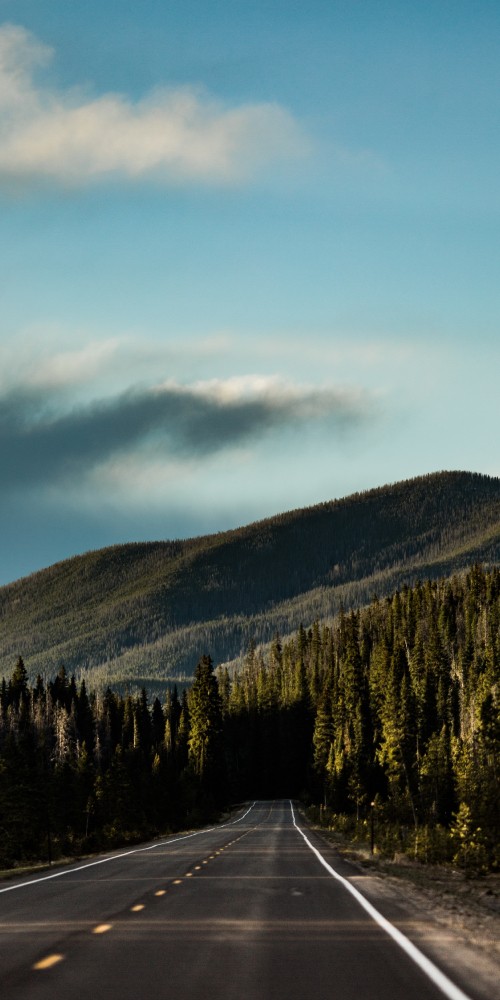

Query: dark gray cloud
[0,379,372,492]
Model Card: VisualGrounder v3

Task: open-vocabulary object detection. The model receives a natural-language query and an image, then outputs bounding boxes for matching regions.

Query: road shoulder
[304,822,500,1000]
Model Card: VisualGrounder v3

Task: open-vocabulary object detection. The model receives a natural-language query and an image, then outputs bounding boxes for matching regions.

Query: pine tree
[188,655,225,802]
[9,657,28,709]
[312,696,334,805]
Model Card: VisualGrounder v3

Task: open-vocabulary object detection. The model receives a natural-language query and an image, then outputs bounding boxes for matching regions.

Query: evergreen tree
[312,695,334,805]
[188,655,225,802]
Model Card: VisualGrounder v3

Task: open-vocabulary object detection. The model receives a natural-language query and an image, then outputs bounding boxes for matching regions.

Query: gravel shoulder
[312,827,500,1000]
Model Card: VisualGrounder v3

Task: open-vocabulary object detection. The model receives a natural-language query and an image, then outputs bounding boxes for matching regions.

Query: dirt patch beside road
[314,828,500,1000]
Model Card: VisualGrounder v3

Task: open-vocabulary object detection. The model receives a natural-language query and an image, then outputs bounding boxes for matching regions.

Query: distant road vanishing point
[0,801,478,1000]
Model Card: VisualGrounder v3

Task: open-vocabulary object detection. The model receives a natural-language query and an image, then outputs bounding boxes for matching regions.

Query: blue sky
[0,1,499,585]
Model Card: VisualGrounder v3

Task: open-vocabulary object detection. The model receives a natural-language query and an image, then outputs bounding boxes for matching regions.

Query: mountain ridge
[2,470,500,688]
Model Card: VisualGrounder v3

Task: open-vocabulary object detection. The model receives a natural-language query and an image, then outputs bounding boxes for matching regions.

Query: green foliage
[308,567,499,868]
[188,655,225,805]
[2,472,500,687]
[0,560,498,872]
[450,803,488,874]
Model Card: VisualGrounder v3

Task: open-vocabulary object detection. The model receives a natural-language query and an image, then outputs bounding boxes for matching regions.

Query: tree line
[3,470,500,688]
[0,564,498,871]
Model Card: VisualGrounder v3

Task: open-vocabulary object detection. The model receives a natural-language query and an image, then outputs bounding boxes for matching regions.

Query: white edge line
[290,801,474,1000]
[0,801,256,895]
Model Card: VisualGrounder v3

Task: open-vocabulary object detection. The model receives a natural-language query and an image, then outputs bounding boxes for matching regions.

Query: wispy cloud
[0,329,236,394]
[0,374,374,492]
[25,339,124,389]
[0,24,308,187]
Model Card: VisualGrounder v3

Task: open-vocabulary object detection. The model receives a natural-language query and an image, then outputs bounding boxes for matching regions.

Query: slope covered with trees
[225,564,499,870]
[1,564,498,872]
[1,471,500,688]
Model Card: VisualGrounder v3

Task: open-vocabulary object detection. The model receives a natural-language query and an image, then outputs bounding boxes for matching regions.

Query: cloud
[0,24,308,187]
[25,339,124,389]
[0,375,373,492]
[0,329,239,402]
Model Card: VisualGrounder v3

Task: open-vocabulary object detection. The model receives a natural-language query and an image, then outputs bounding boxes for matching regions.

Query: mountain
[1,470,500,691]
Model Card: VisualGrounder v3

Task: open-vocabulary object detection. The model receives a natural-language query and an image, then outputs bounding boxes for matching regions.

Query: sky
[0,0,499,585]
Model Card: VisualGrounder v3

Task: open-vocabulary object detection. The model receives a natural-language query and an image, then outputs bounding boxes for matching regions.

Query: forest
[2,471,500,690]
[0,564,498,873]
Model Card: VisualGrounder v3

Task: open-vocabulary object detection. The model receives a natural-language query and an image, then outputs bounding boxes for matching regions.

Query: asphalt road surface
[0,800,478,1000]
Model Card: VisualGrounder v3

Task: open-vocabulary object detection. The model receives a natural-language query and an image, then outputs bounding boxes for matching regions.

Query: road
[0,800,478,1000]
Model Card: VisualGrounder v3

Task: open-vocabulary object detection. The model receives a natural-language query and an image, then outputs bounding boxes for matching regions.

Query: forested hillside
[1,471,500,688]
[1,565,498,871]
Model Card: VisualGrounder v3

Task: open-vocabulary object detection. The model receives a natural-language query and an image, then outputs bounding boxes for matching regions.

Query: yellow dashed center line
[27,819,268,974]
[33,954,64,971]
